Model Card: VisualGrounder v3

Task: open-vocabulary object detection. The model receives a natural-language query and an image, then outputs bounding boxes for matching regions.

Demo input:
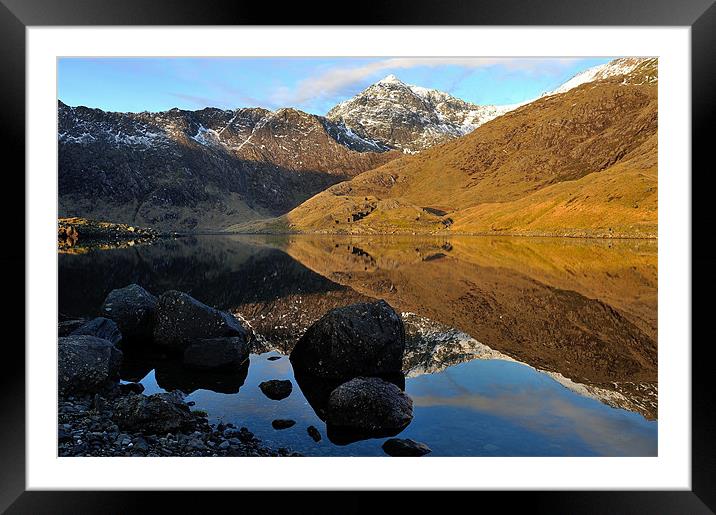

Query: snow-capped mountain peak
[327,76,518,152]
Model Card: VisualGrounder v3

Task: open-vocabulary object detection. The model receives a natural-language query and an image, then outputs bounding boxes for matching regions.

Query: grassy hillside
[232,64,658,238]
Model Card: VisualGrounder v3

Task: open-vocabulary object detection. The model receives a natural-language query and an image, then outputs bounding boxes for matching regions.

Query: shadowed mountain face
[247,59,657,238]
[59,235,657,419]
[58,103,397,231]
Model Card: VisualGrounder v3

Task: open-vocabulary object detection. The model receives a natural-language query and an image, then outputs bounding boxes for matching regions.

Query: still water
[58,235,658,456]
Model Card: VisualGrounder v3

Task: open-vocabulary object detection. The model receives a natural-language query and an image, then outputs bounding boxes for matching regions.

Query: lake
[58,234,658,456]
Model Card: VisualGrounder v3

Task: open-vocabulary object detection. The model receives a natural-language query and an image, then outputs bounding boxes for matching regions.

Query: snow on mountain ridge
[327,75,519,152]
[550,57,657,95]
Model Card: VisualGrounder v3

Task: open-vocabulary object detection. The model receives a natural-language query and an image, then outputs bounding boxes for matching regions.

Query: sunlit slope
[235,67,658,237]
[450,137,657,237]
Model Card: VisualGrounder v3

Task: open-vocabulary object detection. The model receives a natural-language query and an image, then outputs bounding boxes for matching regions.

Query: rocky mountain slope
[549,57,658,95]
[243,58,657,238]
[327,74,518,153]
[58,102,398,231]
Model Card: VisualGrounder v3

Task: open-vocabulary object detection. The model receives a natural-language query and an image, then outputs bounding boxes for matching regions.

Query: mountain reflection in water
[58,234,657,456]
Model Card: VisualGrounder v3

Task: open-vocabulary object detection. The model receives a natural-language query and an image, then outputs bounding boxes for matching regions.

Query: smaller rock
[271,419,296,430]
[112,392,194,434]
[327,377,413,433]
[259,380,293,401]
[307,425,322,442]
[382,438,431,457]
[187,438,205,450]
[70,317,122,347]
[218,440,230,450]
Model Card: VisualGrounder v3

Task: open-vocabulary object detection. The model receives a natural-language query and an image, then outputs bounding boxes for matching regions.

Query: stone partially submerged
[153,290,248,351]
[258,379,293,400]
[100,284,158,341]
[326,376,413,435]
[290,300,405,379]
[58,335,123,395]
[382,438,431,457]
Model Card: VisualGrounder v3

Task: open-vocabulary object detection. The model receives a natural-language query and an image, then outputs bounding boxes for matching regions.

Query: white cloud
[274,57,582,106]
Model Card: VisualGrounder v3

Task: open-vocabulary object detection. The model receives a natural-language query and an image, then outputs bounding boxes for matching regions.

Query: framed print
[2,0,715,511]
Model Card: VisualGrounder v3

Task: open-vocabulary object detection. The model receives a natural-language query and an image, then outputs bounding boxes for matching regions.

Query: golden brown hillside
[233,64,657,238]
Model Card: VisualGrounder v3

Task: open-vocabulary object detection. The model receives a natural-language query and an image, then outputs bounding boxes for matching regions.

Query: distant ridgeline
[59,58,657,237]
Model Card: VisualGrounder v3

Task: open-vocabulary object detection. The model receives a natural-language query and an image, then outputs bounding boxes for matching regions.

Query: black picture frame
[2,0,714,512]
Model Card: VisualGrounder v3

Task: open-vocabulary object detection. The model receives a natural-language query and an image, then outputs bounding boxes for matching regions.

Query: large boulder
[290,300,405,379]
[153,291,247,351]
[100,284,157,341]
[112,392,195,434]
[183,336,249,370]
[327,377,413,434]
[70,317,122,347]
[58,335,123,395]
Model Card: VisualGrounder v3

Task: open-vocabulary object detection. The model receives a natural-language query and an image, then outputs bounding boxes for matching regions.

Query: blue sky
[58,57,613,115]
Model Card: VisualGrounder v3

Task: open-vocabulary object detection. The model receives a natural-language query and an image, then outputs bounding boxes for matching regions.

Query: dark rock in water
[58,318,87,337]
[112,392,194,434]
[118,382,145,395]
[183,336,249,370]
[58,335,123,395]
[155,359,249,395]
[307,425,322,442]
[70,317,122,347]
[294,368,406,422]
[267,356,282,361]
[271,419,296,430]
[290,300,405,379]
[259,380,293,401]
[100,284,158,341]
[327,377,413,436]
[382,438,431,457]
[153,290,247,351]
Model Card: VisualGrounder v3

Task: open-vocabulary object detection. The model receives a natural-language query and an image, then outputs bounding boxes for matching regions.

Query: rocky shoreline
[58,283,304,457]
[58,217,167,253]
[59,283,432,457]
[59,388,300,457]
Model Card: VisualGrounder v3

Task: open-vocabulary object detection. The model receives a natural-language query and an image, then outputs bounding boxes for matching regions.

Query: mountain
[549,57,658,95]
[58,103,398,231]
[241,58,657,238]
[326,74,519,153]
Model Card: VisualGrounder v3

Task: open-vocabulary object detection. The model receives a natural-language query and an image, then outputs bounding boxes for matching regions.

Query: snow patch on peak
[376,74,404,86]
